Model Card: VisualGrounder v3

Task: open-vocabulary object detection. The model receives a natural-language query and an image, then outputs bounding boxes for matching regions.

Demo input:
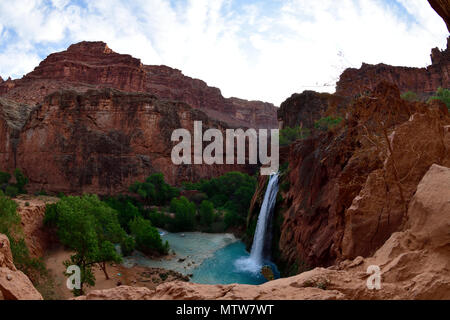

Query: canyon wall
[336,37,449,98]
[276,82,449,271]
[0,41,277,129]
[7,89,251,194]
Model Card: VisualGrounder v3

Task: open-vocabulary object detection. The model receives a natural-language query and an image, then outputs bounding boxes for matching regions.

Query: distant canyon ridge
[0,36,449,194]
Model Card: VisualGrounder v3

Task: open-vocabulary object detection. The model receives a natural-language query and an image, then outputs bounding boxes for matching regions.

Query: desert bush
[401,91,418,102]
[314,116,344,131]
[428,87,450,110]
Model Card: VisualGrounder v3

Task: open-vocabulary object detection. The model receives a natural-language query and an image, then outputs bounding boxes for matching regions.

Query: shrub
[279,126,310,146]
[401,91,418,102]
[14,168,28,194]
[314,116,344,131]
[129,173,179,206]
[5,185,19,198]
[0,171,11,184]
[428,87,450,110]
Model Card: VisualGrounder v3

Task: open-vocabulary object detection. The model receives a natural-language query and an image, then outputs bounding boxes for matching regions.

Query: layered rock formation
[2,89,251,194]
[276,82,449,270]
[0,41,277,129]
[336,37,449,97]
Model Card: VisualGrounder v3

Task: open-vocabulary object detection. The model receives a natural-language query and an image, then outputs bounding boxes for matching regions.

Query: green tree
[129,216,168,255]
[129,173,179,206]
[0,171,11,185]
[46,195,124,295]
[428,87,450,110]
[182,172,257,229]
[14,168,28,194]
[104,196,140,233]
[170,196,196,231]
[199,200,214,226]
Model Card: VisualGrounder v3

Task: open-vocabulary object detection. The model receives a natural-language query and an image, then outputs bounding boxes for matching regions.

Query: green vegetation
[14,168,28,194]
[314,116,344,131]
[129,216,169,255]
[0,191,45,284]
[170,196,197,232]
[0,168,29,197]
[5,185,19,198]
[428,87,450,110]
[199,200,215,227]
[103,195,140,232]
[129,173,179,206]
[183,172,257,229]
[401,91,418,102]
[44,195,130,295]
[0,171,11,184]
[279,126,310,146]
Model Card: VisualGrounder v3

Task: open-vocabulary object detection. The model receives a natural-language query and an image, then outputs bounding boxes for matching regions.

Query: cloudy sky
[0,0,448,105]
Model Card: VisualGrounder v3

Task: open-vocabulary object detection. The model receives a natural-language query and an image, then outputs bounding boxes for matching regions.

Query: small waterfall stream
[235,173,279,273]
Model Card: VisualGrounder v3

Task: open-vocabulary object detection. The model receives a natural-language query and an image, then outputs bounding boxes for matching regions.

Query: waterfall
[235,173,279,273]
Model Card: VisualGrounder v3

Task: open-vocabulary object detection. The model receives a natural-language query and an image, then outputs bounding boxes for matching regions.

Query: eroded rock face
[0,234,43,300]
[336,38,450,97]
[277,82,449,270]
[7,89,251,194]
[0,41,277,129]
[15,198,57,258]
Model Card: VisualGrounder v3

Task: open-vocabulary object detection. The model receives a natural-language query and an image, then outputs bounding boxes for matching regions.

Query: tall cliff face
[3,89,251,194]
[275,83,449,271]
[336,37,450,97]
[0,41,277,129]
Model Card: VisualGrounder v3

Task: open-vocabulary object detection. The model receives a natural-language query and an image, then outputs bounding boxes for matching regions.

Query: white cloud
[0,0,447,105]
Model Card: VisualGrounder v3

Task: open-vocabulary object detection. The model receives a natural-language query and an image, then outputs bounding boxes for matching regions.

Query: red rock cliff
[336,37,450,97]
[0,41,277,129]
[3,89,252,194]
[277,83,449,270]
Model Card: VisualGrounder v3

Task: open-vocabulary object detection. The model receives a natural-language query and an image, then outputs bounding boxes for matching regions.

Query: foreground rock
[0,234,43,300]
[76,164,450,300]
